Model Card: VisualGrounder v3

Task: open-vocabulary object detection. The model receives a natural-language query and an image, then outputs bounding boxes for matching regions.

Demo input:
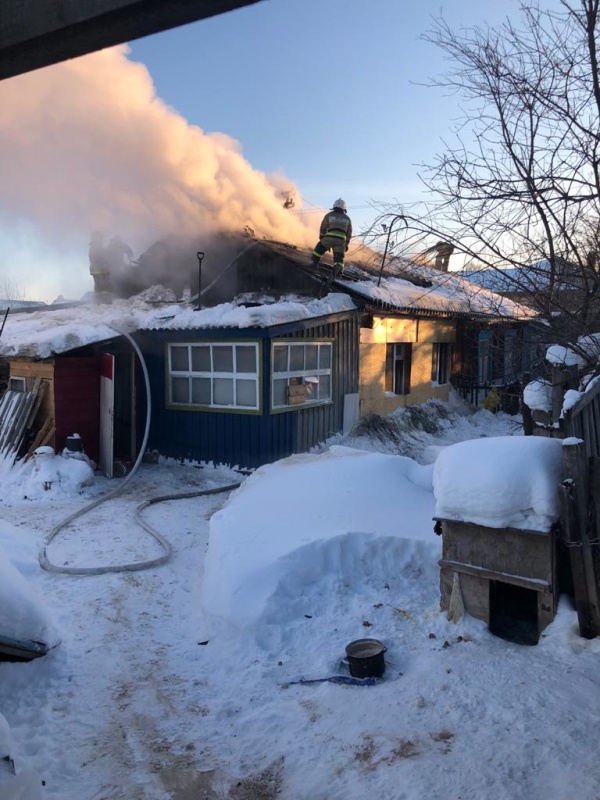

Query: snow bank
[0,450,94,500]
[433,436,564,531]
[202,446,435,631]
[0,522,60,646]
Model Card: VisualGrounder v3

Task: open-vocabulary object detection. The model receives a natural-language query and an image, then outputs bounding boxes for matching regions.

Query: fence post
[560,440,600,638]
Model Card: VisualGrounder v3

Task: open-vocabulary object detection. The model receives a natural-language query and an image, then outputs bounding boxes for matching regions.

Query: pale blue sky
[1,0,554,301]
[128,0,529,233]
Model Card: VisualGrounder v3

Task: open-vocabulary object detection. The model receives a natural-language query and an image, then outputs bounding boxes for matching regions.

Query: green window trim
[271,339,334,411]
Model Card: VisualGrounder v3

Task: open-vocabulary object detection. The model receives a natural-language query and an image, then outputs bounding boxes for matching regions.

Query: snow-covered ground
[0,400,599,800]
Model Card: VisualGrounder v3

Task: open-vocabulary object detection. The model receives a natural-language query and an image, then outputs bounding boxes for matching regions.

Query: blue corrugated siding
[134,310,359,469]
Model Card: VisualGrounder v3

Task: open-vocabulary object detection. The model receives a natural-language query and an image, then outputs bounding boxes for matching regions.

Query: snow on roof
[341,258,537,319]
[0,291,357,359]
[433,435,564,531]
[459,259,583,296]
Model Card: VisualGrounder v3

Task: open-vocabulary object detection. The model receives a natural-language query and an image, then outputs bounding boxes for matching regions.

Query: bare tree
[0,276,27,303]
[368,0,600,372]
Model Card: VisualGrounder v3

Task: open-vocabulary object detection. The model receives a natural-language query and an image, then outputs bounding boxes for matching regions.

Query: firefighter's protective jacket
[319,210,353,247]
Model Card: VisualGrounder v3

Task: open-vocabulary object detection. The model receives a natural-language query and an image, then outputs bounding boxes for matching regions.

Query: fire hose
[38,328,240,576]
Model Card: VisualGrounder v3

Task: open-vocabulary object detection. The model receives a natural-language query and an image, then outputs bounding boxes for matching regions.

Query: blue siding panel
[135,310,359,469]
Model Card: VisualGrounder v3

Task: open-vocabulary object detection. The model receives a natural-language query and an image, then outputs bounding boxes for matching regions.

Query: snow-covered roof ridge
[338,258,537,320]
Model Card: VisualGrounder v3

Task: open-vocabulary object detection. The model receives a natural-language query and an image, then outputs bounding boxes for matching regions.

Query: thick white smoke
[0,45,315,298]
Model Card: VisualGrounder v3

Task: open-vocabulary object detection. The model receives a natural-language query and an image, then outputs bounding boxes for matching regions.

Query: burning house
[0,235,536,474]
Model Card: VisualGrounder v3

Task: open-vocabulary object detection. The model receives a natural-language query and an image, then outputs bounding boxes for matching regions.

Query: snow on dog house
[433,436,564,645]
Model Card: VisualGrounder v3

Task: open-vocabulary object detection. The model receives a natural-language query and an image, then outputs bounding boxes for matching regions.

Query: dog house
[436,518,559,645]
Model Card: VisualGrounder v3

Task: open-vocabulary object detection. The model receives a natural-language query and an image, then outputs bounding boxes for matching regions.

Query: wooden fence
[560,381,600,637]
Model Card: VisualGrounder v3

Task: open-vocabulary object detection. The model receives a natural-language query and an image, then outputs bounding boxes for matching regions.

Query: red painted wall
[54,356,101,462]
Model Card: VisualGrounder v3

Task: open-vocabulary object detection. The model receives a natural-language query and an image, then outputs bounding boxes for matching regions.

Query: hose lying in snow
[38,329,240,576]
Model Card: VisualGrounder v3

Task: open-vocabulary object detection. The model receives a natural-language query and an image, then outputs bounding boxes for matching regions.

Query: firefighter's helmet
[332,198,347,212]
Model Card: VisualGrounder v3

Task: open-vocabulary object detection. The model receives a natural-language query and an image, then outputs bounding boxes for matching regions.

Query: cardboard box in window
[288,384,308,398]
[288,381,308,406]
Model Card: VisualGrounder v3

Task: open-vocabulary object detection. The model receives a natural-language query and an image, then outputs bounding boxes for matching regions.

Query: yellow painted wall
[358,317,454,417]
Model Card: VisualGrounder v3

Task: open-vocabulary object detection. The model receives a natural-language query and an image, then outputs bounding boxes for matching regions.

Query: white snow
[546,333,600,369]
[523,378,552,412]
[0,523,59,646]
[340,265,537,319]
[433,435,564,531]
[546,343,584,368]
[562,389,582,414]
[0,291,356,358]
[0,403,599,800]
[202,447,433,633]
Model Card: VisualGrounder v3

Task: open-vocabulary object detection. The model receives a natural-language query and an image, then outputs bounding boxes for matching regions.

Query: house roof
[0,236,536,360]
[0,290,357,359]
[0,299,48,312]
[457,259,584,296]
[335,254,538,321]
[247,239,537,320]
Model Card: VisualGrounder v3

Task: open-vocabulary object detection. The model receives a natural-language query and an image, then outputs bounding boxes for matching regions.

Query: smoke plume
[0,45,315,297]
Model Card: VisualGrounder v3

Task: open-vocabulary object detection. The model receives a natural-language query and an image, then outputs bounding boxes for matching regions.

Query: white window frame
[8,376,26,393]
[271,340,333,410]
[167,342,260,411]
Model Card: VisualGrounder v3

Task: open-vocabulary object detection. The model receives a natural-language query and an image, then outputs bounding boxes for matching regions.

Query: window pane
[289,345,304,371]
[305,345,318,370]
[273,345,288,373]
[171,346,189,372]
[273,378,288,406]
[213,346,233,373]
[191,377,211,405]
[236,379,257,407]
[304,378,316,400]
[319,374,331,400]
[236,345,257,373]
[319,345,331,369]
[432,344,440,381]
[191,345,210,372]
[171,377,189,403]
[213,377,234,405]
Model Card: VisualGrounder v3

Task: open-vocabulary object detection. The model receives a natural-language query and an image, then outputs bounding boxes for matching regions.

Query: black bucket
[65,435,83,453]
[345,638,386,679]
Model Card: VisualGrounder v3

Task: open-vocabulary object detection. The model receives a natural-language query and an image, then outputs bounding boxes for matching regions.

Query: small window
[168,342,260,411]
[432,343,452,385]
[271,341,333,409]
[9,377,26,393]
[386,343,412,395]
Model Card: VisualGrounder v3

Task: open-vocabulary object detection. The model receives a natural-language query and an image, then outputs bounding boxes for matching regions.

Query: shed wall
[136,312,359,469]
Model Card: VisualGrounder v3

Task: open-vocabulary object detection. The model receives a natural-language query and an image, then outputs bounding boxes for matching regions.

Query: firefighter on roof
[311,198,353,277]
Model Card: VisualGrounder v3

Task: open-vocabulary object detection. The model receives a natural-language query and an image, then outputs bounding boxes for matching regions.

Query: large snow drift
[202,446,435,631]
